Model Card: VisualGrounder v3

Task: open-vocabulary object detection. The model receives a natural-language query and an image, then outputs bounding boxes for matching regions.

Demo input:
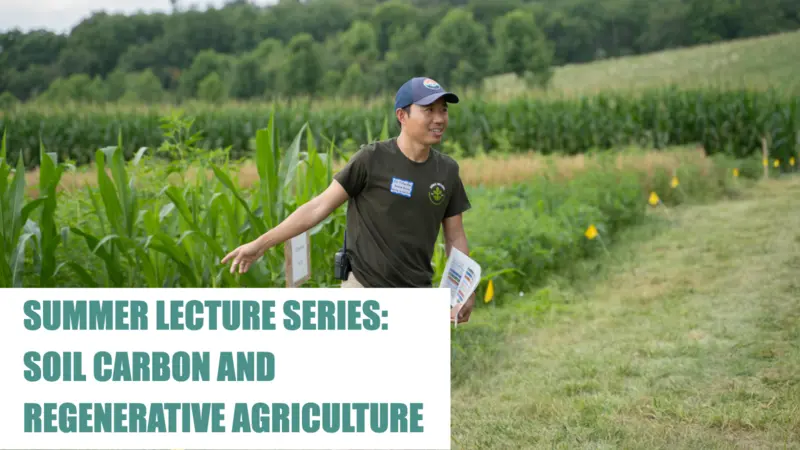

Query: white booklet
[438,247,481,325]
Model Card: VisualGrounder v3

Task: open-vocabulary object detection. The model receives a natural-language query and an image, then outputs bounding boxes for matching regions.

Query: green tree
[0,91,19,109]
[424,8,490,87]
[121,69,166,103]
[229,53,267,100]
[339,20,379,69]
[492,9,554,86]
[282,33,322,98]
[371,0,418,55]
[383,24,427,89]
[37,74,105,103]
[177,50,231,99]
[197,72,227,103]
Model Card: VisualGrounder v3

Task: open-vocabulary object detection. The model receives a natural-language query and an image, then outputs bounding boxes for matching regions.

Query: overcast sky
[1,0,278,34]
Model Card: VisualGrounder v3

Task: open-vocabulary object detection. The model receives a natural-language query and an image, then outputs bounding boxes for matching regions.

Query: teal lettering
[283,301,300,330]
[88,301,112,330]
[79,403,92,432]
[261,301,277,330]
[341,403,355,432]
[113,302,127,329]
[205,301,221,330]
[212,403,225,432]
[115,352,132,381]
[409,403,423,432]
[43,403,58,432]
[243,301,258,330]
[391,404,407,432]
[347,301,362,331]
[291,403,300,433]
[302,301,316,330]
[43,302,56,330]
[323,404,339,432]
[63,301,86,330]
[94,352,111,381]
[232,403,251,432]
[252,403,268,432]
[185,300,203,330]
[156,301,168,330]
[361,301,381,331]
[223,301,241,330]
[114,403,127,432]
[317,301,336,330]
[273,403,289,432]
[164,404,181,432]
[338,301,347,330]
[170,301,184,330]
[41,352,60,381]
[94,403,111,431]
[153,352,170,381]
[191,403,208,432]
[130,302,148,330]
[217,352,275,381]
[352,403,368,432]
[24,403,41,432]
[23,300,41,330]
[25,301,146,331]
[58,403,75,432]
[94,352,209,382]
[370,403,388,433]
[303,403,320,433]
[147,403,165,432]
[217,352,235,381]
[24,352,40,381]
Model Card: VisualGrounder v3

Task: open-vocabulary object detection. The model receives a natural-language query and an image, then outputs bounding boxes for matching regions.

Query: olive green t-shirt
[333,138,471,287]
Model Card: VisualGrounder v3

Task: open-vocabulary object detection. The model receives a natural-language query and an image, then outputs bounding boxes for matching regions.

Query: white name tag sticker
[390,178,414,198]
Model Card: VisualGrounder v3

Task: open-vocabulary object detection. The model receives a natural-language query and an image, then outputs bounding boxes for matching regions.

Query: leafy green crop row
[2,118,751,303]
[2,87,798,170]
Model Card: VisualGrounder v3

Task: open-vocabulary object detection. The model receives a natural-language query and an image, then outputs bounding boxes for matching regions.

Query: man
[221,77,476,323]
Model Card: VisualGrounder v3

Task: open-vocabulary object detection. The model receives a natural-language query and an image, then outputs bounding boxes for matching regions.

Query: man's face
[401,97,449,145]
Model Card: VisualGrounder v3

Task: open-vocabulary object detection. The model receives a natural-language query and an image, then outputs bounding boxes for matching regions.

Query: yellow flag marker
[484,279,494,303]
[649,191,660,206]
[791,157,796,166]
[774,159,780,168]
[733,168,739,177]
[585,224,598,240]
[671,176,679,188]
[763,158,769,167]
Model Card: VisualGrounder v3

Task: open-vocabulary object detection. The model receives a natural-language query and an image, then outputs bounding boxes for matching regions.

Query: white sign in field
[284,231,311,287]
[0,288,452,450]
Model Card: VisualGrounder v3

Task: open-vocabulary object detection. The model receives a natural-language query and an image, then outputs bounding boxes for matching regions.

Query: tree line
[1,0,798,105]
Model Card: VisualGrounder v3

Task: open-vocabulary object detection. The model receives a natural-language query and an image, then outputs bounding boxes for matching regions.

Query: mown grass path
[452,176,800,449]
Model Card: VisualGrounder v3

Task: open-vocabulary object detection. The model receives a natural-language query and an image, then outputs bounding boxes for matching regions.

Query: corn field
[2,107,753,299]
[2,87,799,171]
[0,117,351,289]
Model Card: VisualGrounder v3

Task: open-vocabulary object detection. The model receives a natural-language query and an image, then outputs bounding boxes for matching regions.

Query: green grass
[451,175,800,449]
[482,29,800,97]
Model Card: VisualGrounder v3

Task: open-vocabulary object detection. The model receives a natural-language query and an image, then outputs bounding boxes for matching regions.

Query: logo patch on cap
[423,78,440,89]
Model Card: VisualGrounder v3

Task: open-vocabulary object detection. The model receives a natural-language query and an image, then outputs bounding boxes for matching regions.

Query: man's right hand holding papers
[439,247,481,327]
[452,292,475,324]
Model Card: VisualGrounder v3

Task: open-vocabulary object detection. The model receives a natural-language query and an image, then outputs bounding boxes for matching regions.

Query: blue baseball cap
[394,77,459,110]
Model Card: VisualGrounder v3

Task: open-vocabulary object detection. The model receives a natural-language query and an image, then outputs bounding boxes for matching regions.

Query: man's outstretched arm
[254,180,349,250]
[222,180,350,273]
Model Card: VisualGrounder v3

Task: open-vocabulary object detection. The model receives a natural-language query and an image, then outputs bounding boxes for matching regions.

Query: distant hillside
[484,29,800,97]
[1,0,799,105]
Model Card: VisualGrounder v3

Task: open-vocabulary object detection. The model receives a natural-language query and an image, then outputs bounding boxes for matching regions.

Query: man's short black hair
[397,105,411,129]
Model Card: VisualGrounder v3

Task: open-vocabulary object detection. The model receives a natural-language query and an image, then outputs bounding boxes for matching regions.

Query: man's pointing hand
[221,240,266,274]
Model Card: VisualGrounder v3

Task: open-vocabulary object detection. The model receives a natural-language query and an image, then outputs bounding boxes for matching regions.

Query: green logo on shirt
[428,183,445,205]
